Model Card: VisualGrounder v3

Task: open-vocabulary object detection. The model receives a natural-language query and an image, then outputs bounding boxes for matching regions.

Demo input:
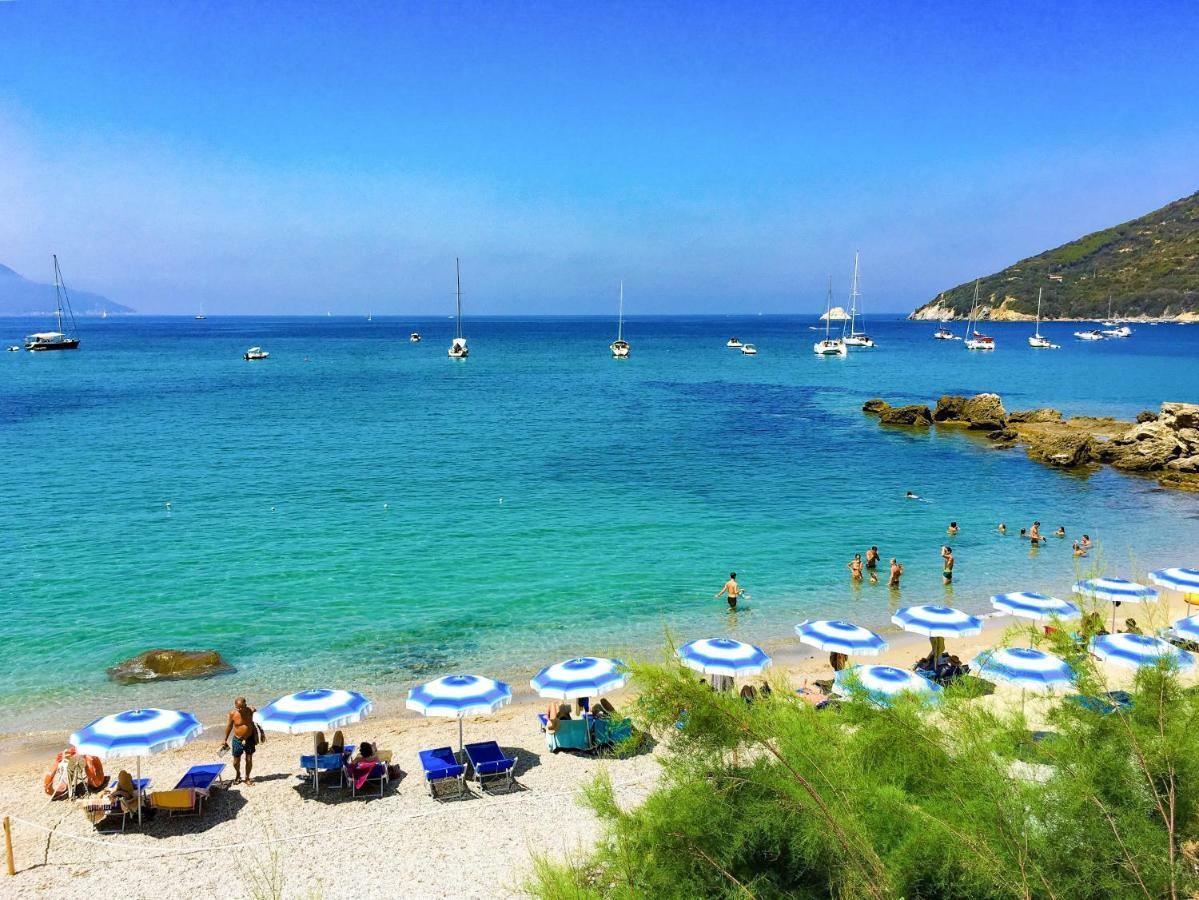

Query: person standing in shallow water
[715,573,747,610]
[847,554,864,582]
[941,546,954,585]
[888,558,904,588]
[865,546,880,584]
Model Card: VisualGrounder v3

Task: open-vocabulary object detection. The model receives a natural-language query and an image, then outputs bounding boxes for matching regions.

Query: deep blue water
[2,314,1197,730]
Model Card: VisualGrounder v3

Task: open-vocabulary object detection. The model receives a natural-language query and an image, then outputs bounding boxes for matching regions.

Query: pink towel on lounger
[349,760,379,790]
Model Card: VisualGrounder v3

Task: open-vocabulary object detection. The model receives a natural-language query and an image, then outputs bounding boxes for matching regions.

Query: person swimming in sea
[1081,534,1093,549]
[1073,541,1087,557]
[998,522,1006,534]
[1054,525,1066,538]
[947,521,959,536]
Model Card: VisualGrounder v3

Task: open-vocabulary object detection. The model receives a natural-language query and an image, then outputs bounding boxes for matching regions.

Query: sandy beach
[2,589,1193,899]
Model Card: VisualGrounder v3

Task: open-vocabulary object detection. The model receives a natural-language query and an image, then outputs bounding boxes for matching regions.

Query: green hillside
[912,190,1199,319]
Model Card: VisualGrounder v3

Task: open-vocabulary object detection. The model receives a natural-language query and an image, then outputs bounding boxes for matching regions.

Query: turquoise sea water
[3,315,1198,731]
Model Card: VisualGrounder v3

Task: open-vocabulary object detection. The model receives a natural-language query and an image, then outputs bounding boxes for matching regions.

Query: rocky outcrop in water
[866,395,1199,492]
[107,649,234,684]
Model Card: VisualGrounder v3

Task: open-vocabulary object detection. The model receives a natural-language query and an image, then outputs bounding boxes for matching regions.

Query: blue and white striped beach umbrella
[795,620,888,656]
[676,638,771,677]
[530,657,627,700]
[258,689,374,735]
[832,665,942,706]
[1171,615,1199,644]
[891,605,984,637]
[70,708,204,824]
[971,647,1075,692]
[1149,568,1199,594]
[408,674,513,751]
[1072,578,1159,604]
[990,592,1082,622]
[71,708,204,759]
[1089,633,1196,672]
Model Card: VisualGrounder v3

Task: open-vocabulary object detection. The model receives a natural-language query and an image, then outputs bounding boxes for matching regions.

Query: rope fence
[3,773,653,873]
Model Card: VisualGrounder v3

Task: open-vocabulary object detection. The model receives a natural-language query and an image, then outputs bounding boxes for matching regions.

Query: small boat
[24,255,81,351]
[610,281,630,359]
[1074,329,1104,341]
[963,281,995,350]
[410,332,422,343]
[933,324,957,340]
[448,258,468,359]
[195,304,206,320]
[1102,325,1132,338]
[814,277,848,356]
[367,311,373,322]
[843,252,875,348]
[740,343,758,355]
[100,309,108,320]
[244,347,269,360]
[7,345,20,352]
[1028,289,1058,348]
[726,337,743,348]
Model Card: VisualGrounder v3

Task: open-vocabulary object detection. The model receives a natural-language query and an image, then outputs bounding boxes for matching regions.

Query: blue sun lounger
[464,741,517,793]
[300,745,355,793]
[1066,690,1133,715]
[419,746,467,800]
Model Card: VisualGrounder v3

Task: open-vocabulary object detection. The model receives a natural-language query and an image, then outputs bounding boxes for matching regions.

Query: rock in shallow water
[879,404,933,426]
[862,398,889,415]
[107,649,234,684]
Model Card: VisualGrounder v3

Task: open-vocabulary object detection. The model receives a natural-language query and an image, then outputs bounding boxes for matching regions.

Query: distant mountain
[911,191,1199,321]
[0,261,133,316]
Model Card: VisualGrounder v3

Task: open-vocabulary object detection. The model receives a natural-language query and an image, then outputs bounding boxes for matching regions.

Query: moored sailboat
[610,281,630,358]
[24,255,81,351]
[963,281,995,351]
[814,277,848,356]
[843,252,874,348]
[1028,288,1057,349]
[448,258,468,359]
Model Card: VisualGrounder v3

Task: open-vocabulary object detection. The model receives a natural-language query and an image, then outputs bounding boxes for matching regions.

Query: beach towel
[349,759,379,791]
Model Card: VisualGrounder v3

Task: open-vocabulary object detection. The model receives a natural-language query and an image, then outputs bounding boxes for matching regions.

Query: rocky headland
[864,394,1199,492]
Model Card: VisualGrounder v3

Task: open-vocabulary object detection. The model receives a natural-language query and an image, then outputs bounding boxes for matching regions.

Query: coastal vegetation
[910,191,1199,321]
[528,648,1199,899]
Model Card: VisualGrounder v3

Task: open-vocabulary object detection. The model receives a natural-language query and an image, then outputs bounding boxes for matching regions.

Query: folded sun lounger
[418,746,467,800]
[464,741,517,793]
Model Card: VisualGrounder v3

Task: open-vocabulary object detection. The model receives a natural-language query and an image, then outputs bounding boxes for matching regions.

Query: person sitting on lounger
[740,685,757,704]
[353,741,377,763]
[592,698,618,719]
[1122,618,1143,635]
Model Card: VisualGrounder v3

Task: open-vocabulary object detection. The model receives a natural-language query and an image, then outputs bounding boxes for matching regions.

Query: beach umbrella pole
[313,732,320,793]
[458,718,464,754]
[136,757,142,827]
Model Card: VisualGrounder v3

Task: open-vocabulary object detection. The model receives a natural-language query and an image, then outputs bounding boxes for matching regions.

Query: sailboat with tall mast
[813,277,848,356]
[447,258,468,358]
[963,281,995,351]
[1028,288,1057,348]
[24,255,80,351]
[610,281,630,358]
[843,252,875,348]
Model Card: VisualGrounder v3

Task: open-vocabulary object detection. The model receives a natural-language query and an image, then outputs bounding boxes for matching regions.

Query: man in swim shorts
[715,573,746,609]
[941,546,954,585]
[220,696,264,785]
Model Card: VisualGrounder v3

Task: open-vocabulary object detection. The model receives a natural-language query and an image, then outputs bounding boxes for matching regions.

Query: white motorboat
[1074,329,1104,341]
[1102,325,1132,338]
[726,337,743,348]
[610,281,630,358]
[448,258,468,358]
[1028,288,1058,348]
[962,282,995,350]
[24,256,81,351]
[7,345,20,352]
[934,324,957,340]
[814,277,848,356]
[410,332,422,343]
[244,347,269,360]
[843,252,875,348]
[740,343,758,355]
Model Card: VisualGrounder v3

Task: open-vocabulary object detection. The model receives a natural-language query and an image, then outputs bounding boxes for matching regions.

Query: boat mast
[52,254,77,337]
[849,251,861,337]
[617,280,624,342]
[825,277,833,340]
[455,257,463,340]
[1035,287,1043,337]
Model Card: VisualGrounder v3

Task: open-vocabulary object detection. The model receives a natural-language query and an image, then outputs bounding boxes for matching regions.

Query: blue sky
[1,1,1196,315]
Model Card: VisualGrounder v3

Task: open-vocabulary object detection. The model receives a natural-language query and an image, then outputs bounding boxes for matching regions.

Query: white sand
[1,590,1192,899]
